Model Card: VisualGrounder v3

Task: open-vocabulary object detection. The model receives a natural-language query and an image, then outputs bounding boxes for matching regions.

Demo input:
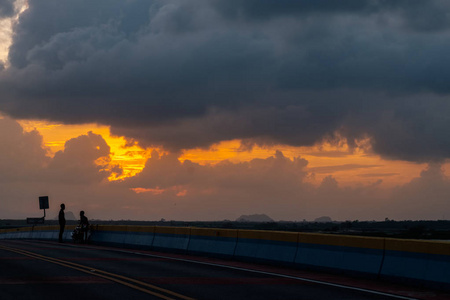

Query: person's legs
[59,224,65,242]
[81,227,87,243]
[84,230,88,243]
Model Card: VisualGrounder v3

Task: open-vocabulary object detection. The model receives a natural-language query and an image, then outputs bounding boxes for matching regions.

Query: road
[0,240,446,300]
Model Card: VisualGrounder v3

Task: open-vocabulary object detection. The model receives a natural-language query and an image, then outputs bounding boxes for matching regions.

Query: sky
[1,1,450,221]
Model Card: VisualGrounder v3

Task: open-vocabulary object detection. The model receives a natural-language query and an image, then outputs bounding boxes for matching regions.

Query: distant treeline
[2,219,450,240]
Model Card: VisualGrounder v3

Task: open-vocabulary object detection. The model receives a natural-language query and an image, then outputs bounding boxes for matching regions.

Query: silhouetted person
[79,211,89,243]
[58,203,65,243]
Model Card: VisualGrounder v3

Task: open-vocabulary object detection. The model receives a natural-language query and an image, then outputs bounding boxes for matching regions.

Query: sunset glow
[180,139,427,188]
[17,119,427,188]
[18,120,149,180]
[2,1,450,222]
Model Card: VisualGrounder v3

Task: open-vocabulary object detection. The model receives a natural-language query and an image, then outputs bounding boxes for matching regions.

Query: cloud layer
[1,1,450,161]
[0,0,15,19]
[1,117,449,221]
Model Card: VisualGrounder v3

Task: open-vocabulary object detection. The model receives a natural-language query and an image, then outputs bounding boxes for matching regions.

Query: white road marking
[18,240,419,300]
[75,243,418,300]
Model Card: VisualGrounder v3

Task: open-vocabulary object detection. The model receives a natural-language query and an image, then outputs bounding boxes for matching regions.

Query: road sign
[27,196,49,225]
[39,196,49,210]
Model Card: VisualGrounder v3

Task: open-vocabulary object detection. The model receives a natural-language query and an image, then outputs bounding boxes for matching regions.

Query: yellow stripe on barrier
[126,225,155,234]
[238,230,299,243]
[190,228,238,238]
[154,226,191,235]
[96,225,129,232]
[385,238,450,256]
[298,233,385,250]
[17,227,34,232]
[32,225,59,231]
[0,227,33,233]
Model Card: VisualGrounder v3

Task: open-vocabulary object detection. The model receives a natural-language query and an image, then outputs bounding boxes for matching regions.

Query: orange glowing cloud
[180,139,426,188]
[176,190,188,197]
[17,120,149,180]
[130,186,188,197]
[3,116,449,221]
[131,187,166,195]
[17,119,428,188]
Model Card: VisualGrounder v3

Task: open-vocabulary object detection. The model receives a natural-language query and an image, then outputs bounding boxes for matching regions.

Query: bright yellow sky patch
[18,120,149,180]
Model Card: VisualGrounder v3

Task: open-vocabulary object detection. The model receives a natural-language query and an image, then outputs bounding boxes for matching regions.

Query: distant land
[314,216,333,223]
[236,214,274,222]
[236,215,334,223]
[1,219,450,240]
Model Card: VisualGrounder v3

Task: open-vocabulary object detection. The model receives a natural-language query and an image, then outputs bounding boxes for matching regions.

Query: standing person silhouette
[79,211,89,243]
[58,204,65,243]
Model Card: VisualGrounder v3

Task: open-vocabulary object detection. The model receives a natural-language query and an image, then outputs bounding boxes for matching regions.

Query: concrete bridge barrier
[93,225,128,247]
[380,239,450,289]
[295,233,385,277]
[152,226,191,252]
[234,230,298,264]
[188,228,238,257]
[1,225,449,290]
[123,225,155,247]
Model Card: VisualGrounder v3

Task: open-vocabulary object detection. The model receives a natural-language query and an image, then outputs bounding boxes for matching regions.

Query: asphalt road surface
[0,240,447,300]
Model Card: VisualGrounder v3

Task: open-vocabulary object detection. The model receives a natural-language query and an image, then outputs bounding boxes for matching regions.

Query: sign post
[27,196,49,225]
[39,196,49,218]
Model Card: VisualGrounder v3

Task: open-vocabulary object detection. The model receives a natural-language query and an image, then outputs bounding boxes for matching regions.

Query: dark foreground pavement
[0,240,448,300]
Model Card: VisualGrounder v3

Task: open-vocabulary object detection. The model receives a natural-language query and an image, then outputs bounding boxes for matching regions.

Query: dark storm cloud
[213,0,450,32]
[2,0,450,161]
[341,94,450,161]
[0,0,15,18]
[212,0,384,20]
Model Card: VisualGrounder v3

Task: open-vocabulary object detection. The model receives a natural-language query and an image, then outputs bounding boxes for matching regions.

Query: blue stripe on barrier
[235,237,298,263]
[152,233,190,251]
[295,242,384,275]
[188,234,237,257]
[381,250,450,284]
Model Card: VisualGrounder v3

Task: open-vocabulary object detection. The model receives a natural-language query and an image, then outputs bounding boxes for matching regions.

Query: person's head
[80,211,85,216]
[60,203,65,210]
